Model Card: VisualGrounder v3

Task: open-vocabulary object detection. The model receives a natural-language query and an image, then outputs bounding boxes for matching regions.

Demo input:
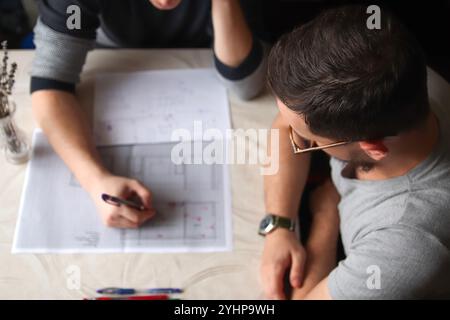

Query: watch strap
[274,215,296,232]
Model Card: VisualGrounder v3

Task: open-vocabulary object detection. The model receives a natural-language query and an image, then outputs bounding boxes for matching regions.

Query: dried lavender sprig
[1,88,11,118]
[1,41,8,82]
[0,72,7,91]
[6,62,17,94]
[0,41,18,115]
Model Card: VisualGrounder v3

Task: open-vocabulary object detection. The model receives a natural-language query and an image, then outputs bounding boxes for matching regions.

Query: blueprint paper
[13,68,233,253]
[94,69,230,146]
[13,132,232,253]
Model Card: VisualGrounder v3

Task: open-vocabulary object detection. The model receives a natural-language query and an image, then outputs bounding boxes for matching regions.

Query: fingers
[119,205,156,225]
[263,252,305,300]
[104,205,156,229]
[117,216,139,229]
[271,264,287,300]
[129,179,153,209]
[290,251,305,288]
[106,214,138,229]
[141,208,157,221]
[117,179,155,226]
[263,263,287,300]
[95,175,157,229]
[107,209,156,229]
[118,206,144,224]
[135,208,156,224]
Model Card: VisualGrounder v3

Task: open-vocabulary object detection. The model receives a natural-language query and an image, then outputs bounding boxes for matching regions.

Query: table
[0,49,278,299]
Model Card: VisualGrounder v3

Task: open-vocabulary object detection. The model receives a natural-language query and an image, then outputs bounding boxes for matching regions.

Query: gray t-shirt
[328,98,450,299]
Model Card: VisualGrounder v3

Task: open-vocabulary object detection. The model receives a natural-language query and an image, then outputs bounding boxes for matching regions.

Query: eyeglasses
[289,126,352,154]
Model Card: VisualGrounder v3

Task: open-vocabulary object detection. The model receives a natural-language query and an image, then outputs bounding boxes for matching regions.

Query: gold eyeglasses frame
[288,126,352,154]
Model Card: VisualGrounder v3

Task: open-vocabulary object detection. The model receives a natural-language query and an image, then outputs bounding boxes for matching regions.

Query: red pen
[85,295,170,300]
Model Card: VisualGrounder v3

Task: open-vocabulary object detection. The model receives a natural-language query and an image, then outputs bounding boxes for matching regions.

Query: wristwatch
[258,214,296,236]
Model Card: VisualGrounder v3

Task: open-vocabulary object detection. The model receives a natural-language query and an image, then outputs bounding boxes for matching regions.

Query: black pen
[101,193,146,211]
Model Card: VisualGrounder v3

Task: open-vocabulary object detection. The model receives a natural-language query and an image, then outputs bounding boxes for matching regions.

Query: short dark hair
[268,5,430,141]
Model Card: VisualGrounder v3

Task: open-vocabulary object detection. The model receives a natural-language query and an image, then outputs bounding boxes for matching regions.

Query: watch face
[259,215,275,235]
[260,216,272,229]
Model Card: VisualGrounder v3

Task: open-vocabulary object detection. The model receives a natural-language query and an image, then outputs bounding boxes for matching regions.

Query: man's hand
[261,114,310,300]
[260,229,306,300]
[291,180,340,299]
[88,174,156,229]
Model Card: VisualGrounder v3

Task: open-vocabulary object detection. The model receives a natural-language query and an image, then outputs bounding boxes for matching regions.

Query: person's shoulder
[367,224,448,259]
[399,187,450,247]
[328,225,450,299]
[370,224,450,291]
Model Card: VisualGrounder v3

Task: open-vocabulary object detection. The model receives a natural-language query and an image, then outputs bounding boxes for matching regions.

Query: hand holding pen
[88,174,156,229]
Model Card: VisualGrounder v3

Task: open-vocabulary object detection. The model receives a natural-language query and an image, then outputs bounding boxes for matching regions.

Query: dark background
[1,0,449,81]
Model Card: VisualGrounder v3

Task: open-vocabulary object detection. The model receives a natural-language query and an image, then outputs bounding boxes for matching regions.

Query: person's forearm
[211,0,253,67]
[264,113,311,220]
[261,113,311,298]
[32,90,109,191]
[292,211,340,299]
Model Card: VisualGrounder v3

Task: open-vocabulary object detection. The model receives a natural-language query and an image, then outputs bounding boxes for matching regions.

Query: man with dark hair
[259,5,450,299]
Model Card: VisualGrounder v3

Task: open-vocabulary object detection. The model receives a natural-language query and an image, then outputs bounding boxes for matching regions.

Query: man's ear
[358,140,389,161]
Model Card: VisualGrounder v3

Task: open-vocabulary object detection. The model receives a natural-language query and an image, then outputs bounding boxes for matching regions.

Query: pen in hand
[101,193,147,212]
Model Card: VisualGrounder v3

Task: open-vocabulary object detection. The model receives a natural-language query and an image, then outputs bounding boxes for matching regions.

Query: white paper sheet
[94,69,230,146]
[13,132,232,253]
[13,68,233,253]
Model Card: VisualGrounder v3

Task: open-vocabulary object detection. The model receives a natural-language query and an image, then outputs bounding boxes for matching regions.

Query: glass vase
[0,101,30,164]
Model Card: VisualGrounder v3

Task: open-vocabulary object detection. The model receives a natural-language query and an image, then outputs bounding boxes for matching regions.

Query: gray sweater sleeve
[328,226,450,299]
[31,14,267,99]
[31,19,94,92]
[213,39,268,101]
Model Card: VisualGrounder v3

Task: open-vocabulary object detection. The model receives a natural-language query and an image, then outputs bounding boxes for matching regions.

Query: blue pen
[97,287,183,295]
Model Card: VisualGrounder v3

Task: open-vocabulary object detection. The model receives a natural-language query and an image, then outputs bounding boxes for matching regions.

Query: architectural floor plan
[13,133,231,253]
[13,69,232,253]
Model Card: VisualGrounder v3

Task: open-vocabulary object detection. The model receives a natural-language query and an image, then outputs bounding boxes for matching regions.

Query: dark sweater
[31,0,266,100]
